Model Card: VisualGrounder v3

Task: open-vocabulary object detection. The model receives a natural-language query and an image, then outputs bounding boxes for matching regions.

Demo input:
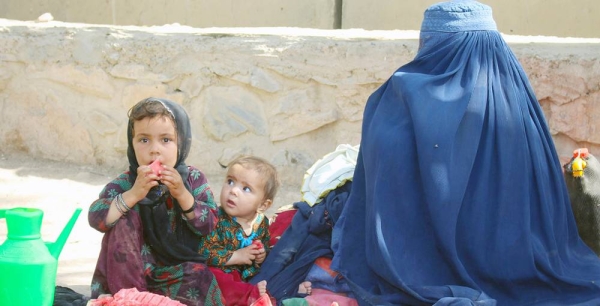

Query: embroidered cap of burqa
[330,1,600,305]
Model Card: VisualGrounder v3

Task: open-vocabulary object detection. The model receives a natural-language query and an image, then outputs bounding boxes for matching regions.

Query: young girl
[198,155,311,305]
[88,97,224,306]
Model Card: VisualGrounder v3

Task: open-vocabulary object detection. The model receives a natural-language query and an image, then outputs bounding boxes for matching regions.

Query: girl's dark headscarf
[126,97,204,266]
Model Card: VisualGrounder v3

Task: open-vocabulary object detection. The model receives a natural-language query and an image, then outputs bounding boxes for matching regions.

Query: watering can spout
[46,208,82,259]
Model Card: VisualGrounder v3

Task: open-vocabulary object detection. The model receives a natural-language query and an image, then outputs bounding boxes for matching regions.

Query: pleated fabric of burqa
[331,1,600,305]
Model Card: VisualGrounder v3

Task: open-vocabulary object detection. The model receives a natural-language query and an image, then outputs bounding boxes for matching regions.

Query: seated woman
[331,1,600,305]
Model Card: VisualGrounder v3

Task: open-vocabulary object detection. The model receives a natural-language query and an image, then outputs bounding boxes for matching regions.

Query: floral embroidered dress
[89,166,224,306]
[199,207,270,279]
[198,207,271,305]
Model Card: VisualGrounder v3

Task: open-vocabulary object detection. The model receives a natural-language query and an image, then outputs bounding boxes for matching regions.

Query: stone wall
[1,19,599,206]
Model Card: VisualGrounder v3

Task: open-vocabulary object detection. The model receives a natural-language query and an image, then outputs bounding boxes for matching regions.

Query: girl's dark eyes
[227,179,234,185]
[243,187,251,192]
[137,137,172,143]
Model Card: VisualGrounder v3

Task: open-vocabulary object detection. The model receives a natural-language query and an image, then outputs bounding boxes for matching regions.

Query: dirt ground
[0,153,118,297]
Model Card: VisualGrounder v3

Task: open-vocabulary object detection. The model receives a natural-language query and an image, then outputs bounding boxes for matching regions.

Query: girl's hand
[130,165,160,202]
[158,164,187,200]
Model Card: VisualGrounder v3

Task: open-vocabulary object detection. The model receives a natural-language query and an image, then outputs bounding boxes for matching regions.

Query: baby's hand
[230,245,262,266]
[253,240,266,264]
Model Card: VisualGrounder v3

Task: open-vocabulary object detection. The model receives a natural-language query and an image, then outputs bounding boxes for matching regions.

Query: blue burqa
[330,1,600,305]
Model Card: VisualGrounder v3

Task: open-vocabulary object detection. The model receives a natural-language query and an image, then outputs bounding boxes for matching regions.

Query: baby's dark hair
[128,97,176,131]
[228,155,280,202]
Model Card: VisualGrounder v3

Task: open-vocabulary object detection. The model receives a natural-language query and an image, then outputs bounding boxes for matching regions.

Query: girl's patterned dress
[88,166,224,306]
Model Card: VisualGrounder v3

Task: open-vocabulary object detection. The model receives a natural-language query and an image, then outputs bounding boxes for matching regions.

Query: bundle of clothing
[250,145,358,304]
[251,182,352,303]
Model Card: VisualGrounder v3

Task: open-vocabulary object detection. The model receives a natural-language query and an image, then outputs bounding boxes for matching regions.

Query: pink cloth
[89,288,185,305]
[250,294,274,306]
[304,289,358,306]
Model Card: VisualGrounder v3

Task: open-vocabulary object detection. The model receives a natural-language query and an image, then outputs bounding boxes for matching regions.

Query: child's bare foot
[331,303,339,306]
[298,281,312,295]
[257,280,268,296]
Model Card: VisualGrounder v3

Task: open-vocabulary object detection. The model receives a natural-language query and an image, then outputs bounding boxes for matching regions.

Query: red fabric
[314,257,337,278]
[268,209,297,247]
[209,267,275,306]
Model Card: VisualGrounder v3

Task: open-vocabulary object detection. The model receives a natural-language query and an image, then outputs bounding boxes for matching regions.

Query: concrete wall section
[342,0,439,32]
[342,0,600,38]
[0,0,114,25]
[0,0,338,29]
[487,0,600,38]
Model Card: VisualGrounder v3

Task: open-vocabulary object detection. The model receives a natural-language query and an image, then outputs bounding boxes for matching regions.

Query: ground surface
[0,154,134,297]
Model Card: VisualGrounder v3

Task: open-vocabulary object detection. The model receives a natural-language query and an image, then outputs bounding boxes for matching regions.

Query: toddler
[199,155,311,305]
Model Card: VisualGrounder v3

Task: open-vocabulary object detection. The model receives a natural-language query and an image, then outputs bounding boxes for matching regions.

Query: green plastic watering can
[0,207,82,306]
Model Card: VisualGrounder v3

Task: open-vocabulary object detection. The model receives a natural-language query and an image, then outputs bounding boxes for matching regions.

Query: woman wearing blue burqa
[330,1,600,305]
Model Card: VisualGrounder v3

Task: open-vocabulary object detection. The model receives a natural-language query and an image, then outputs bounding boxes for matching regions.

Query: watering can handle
[0,209,5,219]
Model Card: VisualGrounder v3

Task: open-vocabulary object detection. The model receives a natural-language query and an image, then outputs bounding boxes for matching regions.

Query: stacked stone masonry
[0,20,599,205]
